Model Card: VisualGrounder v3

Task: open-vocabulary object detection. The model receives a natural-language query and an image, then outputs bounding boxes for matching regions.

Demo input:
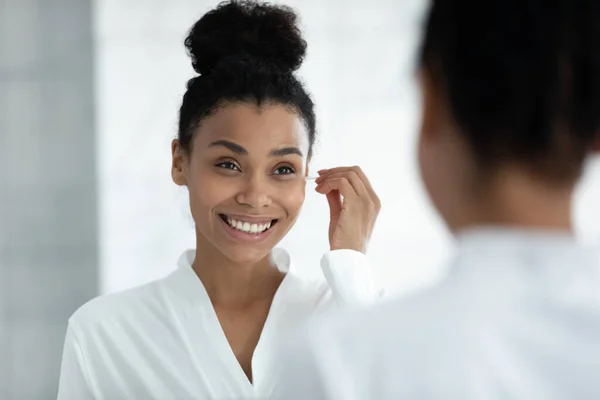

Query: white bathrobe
[57,248,379,399]
[272,229,600,400]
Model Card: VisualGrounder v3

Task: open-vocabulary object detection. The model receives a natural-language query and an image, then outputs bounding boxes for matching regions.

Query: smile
[219,214,279,235]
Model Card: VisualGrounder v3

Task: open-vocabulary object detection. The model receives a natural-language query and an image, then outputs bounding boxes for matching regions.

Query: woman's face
[172,103,311,264]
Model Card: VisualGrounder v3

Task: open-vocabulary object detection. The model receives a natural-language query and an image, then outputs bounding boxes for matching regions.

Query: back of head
[178,0,316,155]
[419,0,600,184]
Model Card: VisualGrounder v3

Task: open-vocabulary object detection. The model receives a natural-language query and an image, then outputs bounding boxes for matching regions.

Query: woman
[272,0,600,398]
[57,1,381,399]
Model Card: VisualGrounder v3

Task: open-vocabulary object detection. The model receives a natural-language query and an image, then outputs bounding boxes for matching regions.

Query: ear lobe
[171,139,187,186]
[419,69,438,143]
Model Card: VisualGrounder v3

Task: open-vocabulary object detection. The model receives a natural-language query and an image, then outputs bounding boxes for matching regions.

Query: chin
[219,244,273,265]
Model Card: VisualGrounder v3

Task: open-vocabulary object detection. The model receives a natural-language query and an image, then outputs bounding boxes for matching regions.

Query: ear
[171,139,187,186]
[418,68,440,144]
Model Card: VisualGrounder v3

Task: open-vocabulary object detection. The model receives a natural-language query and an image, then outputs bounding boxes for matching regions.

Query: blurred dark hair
[419,0,600,183]
[178,0,316,156]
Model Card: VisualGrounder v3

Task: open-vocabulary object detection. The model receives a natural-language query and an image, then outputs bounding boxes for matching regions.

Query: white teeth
[225,216,273,234]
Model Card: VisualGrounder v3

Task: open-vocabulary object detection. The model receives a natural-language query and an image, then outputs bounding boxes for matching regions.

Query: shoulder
[281,248,381,310]
[329,276,478,354]
[68,271,175,335]
[320,249,380,304]
[273,247,331,305]
[281,270,332,310]
[295,279,483,396]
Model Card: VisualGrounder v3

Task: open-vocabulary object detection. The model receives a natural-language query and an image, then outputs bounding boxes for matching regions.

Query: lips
[218,214,279,235]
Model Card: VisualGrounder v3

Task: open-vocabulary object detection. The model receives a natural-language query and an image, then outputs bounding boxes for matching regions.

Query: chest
[214,302,273,382]
[87,302,278,399]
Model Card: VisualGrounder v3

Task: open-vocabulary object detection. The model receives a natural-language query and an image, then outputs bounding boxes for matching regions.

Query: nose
[235,175,272,208]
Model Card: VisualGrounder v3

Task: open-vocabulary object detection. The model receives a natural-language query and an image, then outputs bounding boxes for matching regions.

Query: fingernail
[317,169,327,175]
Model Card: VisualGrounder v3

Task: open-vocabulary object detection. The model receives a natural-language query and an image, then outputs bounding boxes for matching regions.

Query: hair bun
[185,0,307,76]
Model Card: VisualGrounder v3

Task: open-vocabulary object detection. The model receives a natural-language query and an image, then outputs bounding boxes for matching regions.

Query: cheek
[187,172,233,218]
[278,182,306,216]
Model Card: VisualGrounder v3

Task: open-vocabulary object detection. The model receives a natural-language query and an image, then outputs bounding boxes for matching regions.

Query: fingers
[316,169,368,200]
[315,166,381,211]
[321,166,375,196]
[325,190,342,219]
[315,175,360,202]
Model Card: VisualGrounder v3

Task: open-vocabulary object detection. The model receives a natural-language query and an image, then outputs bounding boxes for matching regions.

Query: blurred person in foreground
[57,1,381,399]
[271,0,600,398]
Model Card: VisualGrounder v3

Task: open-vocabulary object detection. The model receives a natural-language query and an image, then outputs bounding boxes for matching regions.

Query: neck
[450,167,575,234]
[192,232,285,308]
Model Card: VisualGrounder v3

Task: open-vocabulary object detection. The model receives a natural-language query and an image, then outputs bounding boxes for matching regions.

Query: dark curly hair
[177,0,316,157]
[419,0,600,183]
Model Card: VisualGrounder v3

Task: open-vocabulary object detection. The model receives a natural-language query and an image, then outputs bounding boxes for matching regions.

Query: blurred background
[1,0,599,398]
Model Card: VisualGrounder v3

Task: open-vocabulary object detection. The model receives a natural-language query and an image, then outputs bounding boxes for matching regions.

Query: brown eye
[216,161,240,171]
[273,165,296,175]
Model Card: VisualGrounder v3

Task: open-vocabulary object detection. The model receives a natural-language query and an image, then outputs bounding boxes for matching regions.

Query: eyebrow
[209,140,303,157]
[209,140,247,154]
[270,147,303,157]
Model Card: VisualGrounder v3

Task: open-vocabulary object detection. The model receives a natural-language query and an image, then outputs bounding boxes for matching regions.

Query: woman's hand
[315,166,381,253]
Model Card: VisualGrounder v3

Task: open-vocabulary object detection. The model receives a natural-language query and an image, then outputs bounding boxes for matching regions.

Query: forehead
[193,103,309,152]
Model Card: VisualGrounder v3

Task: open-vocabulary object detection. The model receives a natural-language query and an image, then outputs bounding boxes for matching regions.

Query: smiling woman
[57,1,381,399]
[174,103,311,265]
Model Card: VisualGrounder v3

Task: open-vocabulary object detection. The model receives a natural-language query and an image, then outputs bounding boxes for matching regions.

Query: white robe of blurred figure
[271,229,600,400]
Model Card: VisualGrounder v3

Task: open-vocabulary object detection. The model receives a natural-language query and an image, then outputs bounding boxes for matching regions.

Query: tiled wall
[0,0,98,398]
